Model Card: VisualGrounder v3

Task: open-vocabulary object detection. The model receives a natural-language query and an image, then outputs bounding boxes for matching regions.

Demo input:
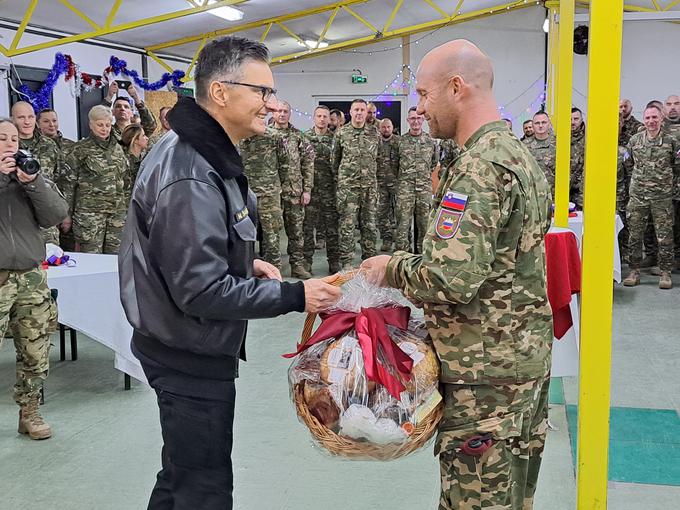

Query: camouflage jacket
[386,121,553,385]
[103,99,157,142]
[62,134,128,215]
[239,127,286,196]
[123,150,143,204]
[570,124,586,189]
[331,123,379,188]
[274,124,315,202]
[525,133,556,191]
[365,121,380,138]
[19,131,63,181]
[396,132,437,192]
[617,146,633,212]
[305,128,334,186]
[619,114,643,146]
[51,132,76,153]
[148,129,169,150]
[377,134,400,188]
[439,139,462,173]
[627,130,680,202]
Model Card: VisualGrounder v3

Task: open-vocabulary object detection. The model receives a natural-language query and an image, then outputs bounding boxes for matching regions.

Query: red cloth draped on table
[545,230,582,339]
[284,307,414,398]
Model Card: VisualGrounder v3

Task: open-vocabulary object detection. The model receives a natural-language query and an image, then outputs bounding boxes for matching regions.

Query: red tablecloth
[545,230,582,339]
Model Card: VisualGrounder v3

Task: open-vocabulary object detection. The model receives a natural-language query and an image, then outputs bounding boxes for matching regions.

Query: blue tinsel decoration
[108,56,185,90]
[19,52,70,112]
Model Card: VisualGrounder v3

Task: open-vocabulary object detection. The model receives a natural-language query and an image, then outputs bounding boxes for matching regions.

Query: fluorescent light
[298,39,329,49]
[199,1,244,21]
[543,17,549,33]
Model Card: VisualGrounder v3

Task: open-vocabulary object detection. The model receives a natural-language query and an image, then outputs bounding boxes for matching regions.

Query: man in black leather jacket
[118,37,341,510]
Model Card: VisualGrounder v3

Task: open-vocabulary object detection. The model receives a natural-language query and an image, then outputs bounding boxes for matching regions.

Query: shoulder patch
[441,190,468,212]
[435,208,463,239]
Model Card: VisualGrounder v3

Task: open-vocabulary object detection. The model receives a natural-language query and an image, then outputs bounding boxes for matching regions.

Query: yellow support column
[554,0,575,228]
[577,1,624,509]
[545,2,559,118]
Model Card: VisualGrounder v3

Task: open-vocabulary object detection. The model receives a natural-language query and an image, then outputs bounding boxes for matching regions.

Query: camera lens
[20,158,40,175]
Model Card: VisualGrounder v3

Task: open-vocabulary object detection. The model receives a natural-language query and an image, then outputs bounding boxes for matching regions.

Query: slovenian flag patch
[441,191,468,212]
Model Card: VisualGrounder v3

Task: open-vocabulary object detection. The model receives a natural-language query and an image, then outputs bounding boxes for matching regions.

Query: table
[46,253,146,386]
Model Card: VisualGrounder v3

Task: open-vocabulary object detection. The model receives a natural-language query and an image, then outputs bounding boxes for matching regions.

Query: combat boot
[291,265,312,279]
[623,270,640,287]
[18,400,52,440]
[659,272,673,290]
[328,261,341,274]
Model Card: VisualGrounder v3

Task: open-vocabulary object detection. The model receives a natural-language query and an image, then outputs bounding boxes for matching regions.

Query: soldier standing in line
[619,99,643,146]
[102,82,157,142]
[520,119,534,143]
[617,145,634,262]
[362,40,552,510]
[394,107,438,253]
[439,138,461,178]
[570,107,586,209]
[119,124,149,207]
[332,98,379,269]
[273,101,315,279]
[365,102,380,137]
[376,118,400,252]
[525,111,556,195]
[664,95,680,269]
[240,125,287,270]
[303,106,340,274]
[62,105,129,254]
[623,104,679,290]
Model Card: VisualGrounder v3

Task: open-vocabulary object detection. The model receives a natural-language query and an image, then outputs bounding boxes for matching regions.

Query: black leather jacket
[119,98,305,380]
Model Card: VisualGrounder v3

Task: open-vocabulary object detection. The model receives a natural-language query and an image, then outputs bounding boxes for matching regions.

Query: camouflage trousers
[0,268,57,406]
[617,207,629,260]
[283,199,306,268]
[41,226,61,246]
[303,182,340,268]
[377,182,396,248]
[257,192,283,269]
[437,377,549,510]
[337,184,378,267]
[395,185,431,253]
[627,198,674,272]
[675,200,680,260]
[73,209,124,254]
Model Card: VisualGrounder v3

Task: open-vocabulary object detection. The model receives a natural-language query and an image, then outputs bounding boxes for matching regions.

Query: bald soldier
[362,40,552,510]
[619,99,643,146]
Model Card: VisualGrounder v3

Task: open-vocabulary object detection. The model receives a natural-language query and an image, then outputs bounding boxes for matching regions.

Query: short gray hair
[89,105,112,122]
[194,36,270,104]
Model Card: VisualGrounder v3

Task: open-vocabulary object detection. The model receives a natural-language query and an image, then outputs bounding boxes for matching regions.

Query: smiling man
[118,36,341,509]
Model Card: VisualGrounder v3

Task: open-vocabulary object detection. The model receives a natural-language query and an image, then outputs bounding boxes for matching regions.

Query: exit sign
[351,74,367,84]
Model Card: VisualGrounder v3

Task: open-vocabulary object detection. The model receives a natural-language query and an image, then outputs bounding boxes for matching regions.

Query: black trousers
[146,383,236,510]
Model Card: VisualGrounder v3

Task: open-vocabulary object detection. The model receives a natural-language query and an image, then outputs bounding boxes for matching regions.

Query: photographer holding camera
[0,118,68,440]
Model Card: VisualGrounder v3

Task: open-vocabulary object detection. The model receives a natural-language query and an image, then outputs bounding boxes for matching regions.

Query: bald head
[619,99,633,119]
[11,101,37,138]
[420,39,494,91]
[665,94,680,121]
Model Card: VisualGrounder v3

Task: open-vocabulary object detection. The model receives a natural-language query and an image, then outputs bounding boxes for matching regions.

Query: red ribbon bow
[284,306,414,399]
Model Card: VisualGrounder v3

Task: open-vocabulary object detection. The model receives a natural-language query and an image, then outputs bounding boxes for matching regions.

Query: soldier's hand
[303,279,342,313]
[360,255,392,287]
[60,216,72,233]
[106,81,119,101]
[0,153,16,175]
[128,84,140,103]
[253,259,282,281]
[301,192,311,206]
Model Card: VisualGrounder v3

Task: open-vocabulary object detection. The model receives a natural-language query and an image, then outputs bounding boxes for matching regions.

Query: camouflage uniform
[626,131,679,273]
[240,128,286,268]
[386,121,553,509]
[376,134,400,250]
[617,146,634,259]
[439,139,462,177]
[123,150,143,207]
[62,134,129,254]
[148,128,169,150]
[332,123,380,267]
[619,114,643,146]
[303,128,339,270]
[274,124,315,271]
[570,124,586,209]
[48,132,77,251]
[50,132,76,153]
[20,132,65,245]
[104,99,157,143]
[525,134,557,194]
[394,132,438,253]
[0,268,57,406]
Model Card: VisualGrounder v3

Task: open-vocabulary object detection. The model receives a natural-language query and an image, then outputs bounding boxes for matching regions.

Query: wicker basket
[292,271,443,461]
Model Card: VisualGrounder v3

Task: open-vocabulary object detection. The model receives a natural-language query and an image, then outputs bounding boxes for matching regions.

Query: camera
[14,149,41,175]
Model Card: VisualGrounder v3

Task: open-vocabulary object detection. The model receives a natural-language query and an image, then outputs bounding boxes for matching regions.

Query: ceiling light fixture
[297,39,329,49]
[195,1,245,22]
[543,17,550,33]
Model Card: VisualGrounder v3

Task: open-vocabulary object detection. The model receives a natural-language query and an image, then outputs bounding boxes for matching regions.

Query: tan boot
[650,266,662,276]
[659,272,673,290]
[623,269,640,287]
[291,265,312,280]
[18,400,52,440]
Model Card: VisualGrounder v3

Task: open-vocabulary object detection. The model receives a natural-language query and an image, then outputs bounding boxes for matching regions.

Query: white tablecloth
[46,253,146,384]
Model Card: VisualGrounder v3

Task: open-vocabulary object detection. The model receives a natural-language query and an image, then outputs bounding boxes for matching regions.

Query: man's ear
[210,81,229,108]
[449,75,465,98]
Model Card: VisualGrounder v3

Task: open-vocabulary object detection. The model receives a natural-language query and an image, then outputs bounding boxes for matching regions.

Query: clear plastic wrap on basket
[286,272,443,460]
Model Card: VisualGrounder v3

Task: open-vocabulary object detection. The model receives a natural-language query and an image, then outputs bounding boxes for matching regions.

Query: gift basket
[285,272,443,460]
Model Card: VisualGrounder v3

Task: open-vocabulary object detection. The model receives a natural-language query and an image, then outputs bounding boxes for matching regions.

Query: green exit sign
[173,86,194,97]
[351,74,367,84]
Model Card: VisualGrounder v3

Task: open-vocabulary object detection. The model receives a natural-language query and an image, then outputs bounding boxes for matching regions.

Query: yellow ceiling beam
[272,0,531,65]
[382,0,404,33]
[664,0,680,9]
[317,7,340,46]
[342,5,379,33]
[652,0,662,9]
[58,0,100,30]
[104,0,123,29]
[3,0,247,57]
[0,44,9,57]
[147,51,177,74]
[451,0,466,16]
[276,22,306,46]
[260,23,273,43]
[422,0,449,20]
[10,0,40,50]
[182,37,208,83]
[146,0,368,52]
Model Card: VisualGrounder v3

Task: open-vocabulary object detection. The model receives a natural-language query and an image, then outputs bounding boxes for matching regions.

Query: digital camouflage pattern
[439,139,462,176]
[303,128,339,269]
[394,132,438,253]
[48,132,77,251]
[524,134,556,193]
[50,132,76,153]
[123,151,143,207]
[386,121,553,385]
[332,123,380,266]
[0,268,57,406]
[619,114,643,147]
[274,124,315,270]
[148,129,169,150]
[570,123,586,209]
[239,127,286,268]
[617,146,634,257]
[626,130,680,272]
[63,134,128,254]
[376,134,400,250]
[438,377,549,510]
[106,100,157,143]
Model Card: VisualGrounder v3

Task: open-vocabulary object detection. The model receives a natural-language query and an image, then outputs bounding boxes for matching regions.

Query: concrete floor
[0,255,678,510]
